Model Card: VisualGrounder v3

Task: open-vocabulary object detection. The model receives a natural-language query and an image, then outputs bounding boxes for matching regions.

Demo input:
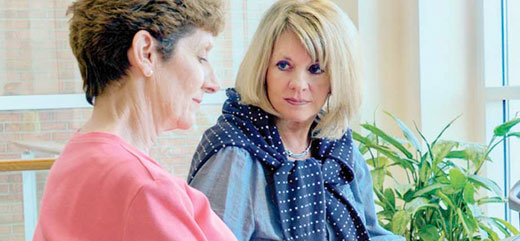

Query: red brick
[5,72,20,81]
[11,224,24,234]
[8,184,22,193]
[6,174,22,183]
[68,121,84,130]
[19,72,33,82]
[54,111,73,120]
[9,204,23,213]
[38,112,55,121]
[40,122,68,131]
[0,224,11,235]
[20,112,38,122]
[6,143,26,153]
[0,194,23,203]
[5,31,29,40]
[4,123,35,132]
[0,185,8,194]
[0,133,19,142]
[0,175,9,183]
[28,9,51,18]
[3,20,30,29]
[3,40,30,50]
[51,132,73,142]
[19,133,51,141]
[0,113,21,122]
[0,155,19,160]
[4,0,29,8]
[7,234,26,241]
[0,205,8,214]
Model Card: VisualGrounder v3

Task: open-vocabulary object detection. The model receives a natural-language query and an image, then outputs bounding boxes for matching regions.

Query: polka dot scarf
[189,89,370,241]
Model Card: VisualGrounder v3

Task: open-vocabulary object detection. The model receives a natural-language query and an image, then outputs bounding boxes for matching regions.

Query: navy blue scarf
[189,89,370,241]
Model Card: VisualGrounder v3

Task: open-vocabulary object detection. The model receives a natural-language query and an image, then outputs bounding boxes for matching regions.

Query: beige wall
[335,0,484,144]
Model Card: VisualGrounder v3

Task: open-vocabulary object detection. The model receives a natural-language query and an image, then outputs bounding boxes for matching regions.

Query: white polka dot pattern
[188,89,370,241]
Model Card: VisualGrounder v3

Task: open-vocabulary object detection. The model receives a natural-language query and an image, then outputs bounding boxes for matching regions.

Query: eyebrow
[282,56,293,61]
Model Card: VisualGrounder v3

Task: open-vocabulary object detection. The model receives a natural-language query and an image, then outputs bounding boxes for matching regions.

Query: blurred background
[0,0,518,240]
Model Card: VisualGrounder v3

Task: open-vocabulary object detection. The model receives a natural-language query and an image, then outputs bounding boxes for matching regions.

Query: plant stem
[474,136,499,175]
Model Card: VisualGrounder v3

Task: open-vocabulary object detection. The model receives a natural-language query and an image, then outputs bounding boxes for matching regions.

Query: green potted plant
[353,112,520,241]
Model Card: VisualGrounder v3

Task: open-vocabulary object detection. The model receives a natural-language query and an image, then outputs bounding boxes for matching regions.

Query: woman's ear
[128,30,156,77]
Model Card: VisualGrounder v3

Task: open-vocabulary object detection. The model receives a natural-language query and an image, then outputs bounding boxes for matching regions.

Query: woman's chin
[175,117,196,130]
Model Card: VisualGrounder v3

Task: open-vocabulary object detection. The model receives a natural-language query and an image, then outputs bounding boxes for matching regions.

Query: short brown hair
[67,0,224,104]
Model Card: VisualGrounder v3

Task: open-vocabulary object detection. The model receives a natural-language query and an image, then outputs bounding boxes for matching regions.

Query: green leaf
[436,190,455,208]
[432,115,461,147]
[446,150,467,159]
[492,217,520,235]
[362,124,413,159]
[468,175,502,196]
[449,168,467,190]
[353,131,371,145]
[370,168,386,191]
[385,111,422,152]
[384,188,396,209]
[463,182,476,204]
[419,160,430,184]
[466,203,481,218]
[414,183,448,197]
[395,184,414,198]
[404,197,432,215]
[432,140,458,166]
[477,197,505,205]
[415,123,435,166]
[367,157,389,168]
[486,217,514,236]
[457,208,474,236]
[391,210,410,236]
[365,144,415,171]
[377,210,394,220]
[494,118,520,136]
[461,143,488,166]
[479,222,499,241]
[417,225,440,241]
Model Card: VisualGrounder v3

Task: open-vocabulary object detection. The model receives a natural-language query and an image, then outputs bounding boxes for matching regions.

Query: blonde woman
[188,0,404,240]
[34,0,237,240]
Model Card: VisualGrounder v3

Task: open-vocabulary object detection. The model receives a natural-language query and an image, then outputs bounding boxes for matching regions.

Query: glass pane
[0,0,277,95]
[485,101,507,220]
[508,0,520,86]
[0,1,83,96]
[483,0,504,87]
[509,100,520,229]
[0,170,49,240]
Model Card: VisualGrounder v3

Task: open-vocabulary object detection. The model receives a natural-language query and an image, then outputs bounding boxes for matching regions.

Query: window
[483,0,520,229]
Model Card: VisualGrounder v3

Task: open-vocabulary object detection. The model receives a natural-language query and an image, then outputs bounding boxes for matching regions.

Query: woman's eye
[276,61,291,70]
[308,64,324,74]
[199,57,208,63]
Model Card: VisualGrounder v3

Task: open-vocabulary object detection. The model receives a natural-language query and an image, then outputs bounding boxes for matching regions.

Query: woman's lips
[193,98,202,104]
[284,98,309,105]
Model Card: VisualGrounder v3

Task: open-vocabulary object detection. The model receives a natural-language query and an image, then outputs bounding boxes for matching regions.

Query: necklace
[284,141,312,159]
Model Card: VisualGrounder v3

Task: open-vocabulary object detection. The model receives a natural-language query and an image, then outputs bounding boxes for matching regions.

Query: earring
[145,69,154,77]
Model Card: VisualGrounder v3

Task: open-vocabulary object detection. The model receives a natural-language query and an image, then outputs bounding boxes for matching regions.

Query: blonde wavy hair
[235,0,362,140]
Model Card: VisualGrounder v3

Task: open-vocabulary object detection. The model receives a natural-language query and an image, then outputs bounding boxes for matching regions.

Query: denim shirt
[188,145,404,241]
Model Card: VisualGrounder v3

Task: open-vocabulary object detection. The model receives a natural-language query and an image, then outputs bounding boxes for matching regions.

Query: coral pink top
[34,132,237,241]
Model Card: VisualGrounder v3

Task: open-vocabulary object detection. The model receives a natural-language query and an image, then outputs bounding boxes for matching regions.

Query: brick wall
[0,0,275,240]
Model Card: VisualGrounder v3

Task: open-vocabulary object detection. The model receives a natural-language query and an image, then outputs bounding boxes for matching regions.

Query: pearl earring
[145,69,154,77]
